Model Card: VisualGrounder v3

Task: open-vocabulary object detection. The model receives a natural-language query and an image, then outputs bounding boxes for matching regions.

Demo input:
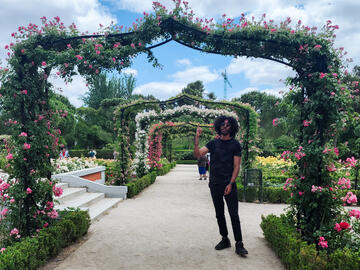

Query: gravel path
[43,165,287,270]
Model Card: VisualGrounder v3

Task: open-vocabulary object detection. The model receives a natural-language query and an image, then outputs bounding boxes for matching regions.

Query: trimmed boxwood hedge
[175,160,197,164]
[0,210,90,270]
[261,214,360,269]
[126,161,176,198]
[237,186,360,205]
[69,149,114,159]
[237,185,291,203]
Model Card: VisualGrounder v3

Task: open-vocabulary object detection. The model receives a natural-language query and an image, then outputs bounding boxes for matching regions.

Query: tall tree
[181,80,205,98]
[82,73,136,109]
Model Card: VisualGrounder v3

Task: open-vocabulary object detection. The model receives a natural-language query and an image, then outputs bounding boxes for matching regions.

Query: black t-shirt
[206,138,242,186]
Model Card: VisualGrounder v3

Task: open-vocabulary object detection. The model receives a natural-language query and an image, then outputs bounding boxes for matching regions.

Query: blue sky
[1,0,359,106]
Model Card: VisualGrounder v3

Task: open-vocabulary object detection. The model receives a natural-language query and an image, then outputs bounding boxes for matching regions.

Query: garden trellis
[120,95,257,177]
[0,1,352,247]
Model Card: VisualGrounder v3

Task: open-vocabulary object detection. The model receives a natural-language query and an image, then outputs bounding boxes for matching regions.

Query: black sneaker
[215,237,231,250]
[235,241,248,257]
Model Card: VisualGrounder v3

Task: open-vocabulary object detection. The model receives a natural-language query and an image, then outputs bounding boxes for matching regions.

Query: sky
[0,0,359,107]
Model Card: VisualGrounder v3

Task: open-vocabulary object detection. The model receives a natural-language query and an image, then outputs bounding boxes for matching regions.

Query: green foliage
[261,214,360,270]
[82,72,136,109]
[181,81,205,98]
[0,210,90,270]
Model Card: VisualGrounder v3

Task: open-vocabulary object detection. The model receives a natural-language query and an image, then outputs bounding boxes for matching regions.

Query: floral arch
[0,1,351,244]
[146,121,215,170]
[121,97,256,177]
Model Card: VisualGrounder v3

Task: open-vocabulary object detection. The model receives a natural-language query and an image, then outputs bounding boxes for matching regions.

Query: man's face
[220,120,231,136]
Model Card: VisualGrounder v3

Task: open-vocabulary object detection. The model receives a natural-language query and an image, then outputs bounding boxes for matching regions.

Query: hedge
[260,214,360,269]
[126,161,176,198]
[69,149,114,159]
[0,210,90,270]
[237,186,360,205]
[175,160,197,164]
[236,185,291,203]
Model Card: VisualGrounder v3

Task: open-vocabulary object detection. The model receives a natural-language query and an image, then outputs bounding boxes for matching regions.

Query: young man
[194,115,248,257]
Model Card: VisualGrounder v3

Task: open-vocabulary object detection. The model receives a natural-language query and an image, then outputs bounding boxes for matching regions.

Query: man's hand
[224,183,232,195]
[196,126,202,137]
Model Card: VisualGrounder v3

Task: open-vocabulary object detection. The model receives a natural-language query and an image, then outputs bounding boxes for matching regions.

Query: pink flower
[10,198,15,203]
[6,153,13,160]
[298,191,304,196]
[334,223,342,232]
[52,186,63,197]
[320,72,326,79]
[318,236,328,248]
[130,43,135,48]
[303,120,311,126]
[270,28,277,32]
[138,42,142,46]
[0,248,5,253]
[67,44,72,49]
[21,89,28,94]
[41,61,46,66]
[330,92,335,96]
[314,45,322,49]
[23,143,31,150]
[272,118,279,126]
[26,188,32,194]
[1,208,9,216]
[10,228,19,236]
[43,222,49,228]
[327,164,336,172]
[47,209,59,219]
[75,55,83,60]
[349,209,360,219]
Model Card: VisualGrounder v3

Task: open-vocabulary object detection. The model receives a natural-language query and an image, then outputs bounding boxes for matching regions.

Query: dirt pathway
[43,165,287,270]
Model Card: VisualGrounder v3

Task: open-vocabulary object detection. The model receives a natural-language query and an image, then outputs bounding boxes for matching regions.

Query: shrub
[0,210,90,270]
[260,214,360,269]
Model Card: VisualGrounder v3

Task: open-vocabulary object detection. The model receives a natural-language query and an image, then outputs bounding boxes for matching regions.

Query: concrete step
[55,182,69,189]
[57,187,87,204]
[88,198,123,222]
[56,192,105,209]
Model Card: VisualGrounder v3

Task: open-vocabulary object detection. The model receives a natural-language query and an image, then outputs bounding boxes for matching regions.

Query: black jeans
[210,183,243,242]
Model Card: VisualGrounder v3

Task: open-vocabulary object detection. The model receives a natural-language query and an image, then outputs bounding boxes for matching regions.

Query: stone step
[88,198,123,222]
[56,192,105,209]
[57,187,87,204]
[55,182,69,189]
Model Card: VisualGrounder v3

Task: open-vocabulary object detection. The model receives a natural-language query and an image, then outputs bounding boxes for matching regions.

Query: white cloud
[122,68,138,76]
[176,58,192,66]
[0,0,116,107]
[133,81,185,100]
[227,57,296,86]
[49,74,89,107]
[171,66,219,83]
[0,0,116,62]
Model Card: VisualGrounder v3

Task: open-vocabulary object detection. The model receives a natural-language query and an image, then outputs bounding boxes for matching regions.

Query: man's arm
[224,156,241,195]
[194,127,209,158]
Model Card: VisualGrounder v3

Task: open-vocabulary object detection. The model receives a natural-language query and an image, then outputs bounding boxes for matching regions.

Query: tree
[207,92,217,100]
[82,73,136,109]
[181,81,205,98]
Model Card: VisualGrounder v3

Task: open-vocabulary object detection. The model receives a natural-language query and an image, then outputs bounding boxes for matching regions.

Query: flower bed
[261,214,360,269]
[52,157,96,174]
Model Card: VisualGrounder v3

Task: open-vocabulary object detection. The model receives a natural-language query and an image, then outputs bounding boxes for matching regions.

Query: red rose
[339,222,350,230]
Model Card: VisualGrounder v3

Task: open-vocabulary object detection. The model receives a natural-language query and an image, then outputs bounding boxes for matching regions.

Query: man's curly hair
[214,116,239,138]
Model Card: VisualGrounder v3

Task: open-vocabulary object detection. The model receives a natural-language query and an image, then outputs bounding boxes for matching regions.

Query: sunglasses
[221,123,231,128]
